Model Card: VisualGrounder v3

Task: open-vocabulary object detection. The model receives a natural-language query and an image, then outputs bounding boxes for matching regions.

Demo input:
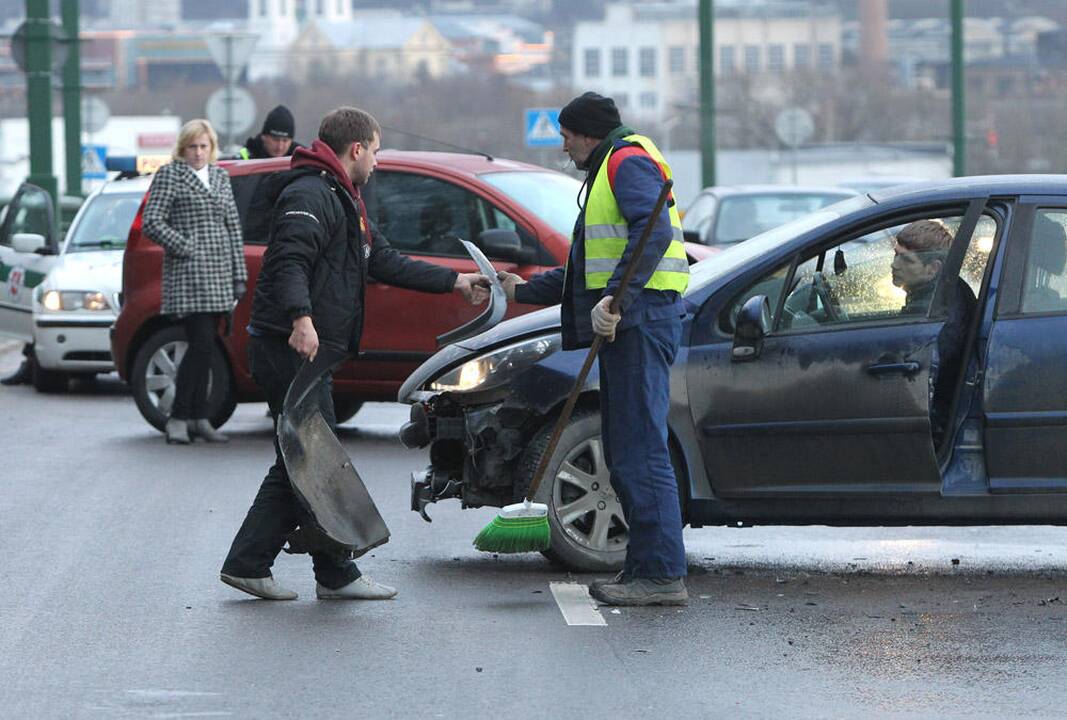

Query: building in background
[247,0,352,81]
[842,14,1061,89]
[290,13,453,83]
[430,14,553,79]
[571,1,841,123]
[108,0,181,28]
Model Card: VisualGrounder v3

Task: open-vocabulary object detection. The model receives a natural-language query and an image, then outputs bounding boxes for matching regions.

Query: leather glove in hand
[591,295,621,342]
[496,270,525,303]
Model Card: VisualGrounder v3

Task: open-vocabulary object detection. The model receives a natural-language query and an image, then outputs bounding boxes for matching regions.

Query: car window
[66,193,142,252]
[682,194,716,235]
[713,193,851,244]
[367,171,479,258]
[1020,210,1067,314]
[480,171,580,239]
[469,192,539,258]
[776,214,994,331]
[1,185,52,248]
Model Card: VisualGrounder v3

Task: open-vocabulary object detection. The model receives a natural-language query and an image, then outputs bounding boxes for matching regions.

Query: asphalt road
[3,342,1067,719]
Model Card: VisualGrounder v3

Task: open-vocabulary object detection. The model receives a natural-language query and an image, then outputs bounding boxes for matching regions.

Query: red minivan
[111,151,584,430]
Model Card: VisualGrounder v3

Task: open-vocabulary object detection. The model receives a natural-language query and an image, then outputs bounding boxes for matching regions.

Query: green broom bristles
[473,501,551,553]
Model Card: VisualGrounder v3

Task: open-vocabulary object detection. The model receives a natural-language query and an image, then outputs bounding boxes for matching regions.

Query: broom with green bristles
[473,179,676,554]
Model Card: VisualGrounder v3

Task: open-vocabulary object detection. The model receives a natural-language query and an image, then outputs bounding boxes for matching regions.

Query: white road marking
[550,582,606,626]
[126,691,222,698]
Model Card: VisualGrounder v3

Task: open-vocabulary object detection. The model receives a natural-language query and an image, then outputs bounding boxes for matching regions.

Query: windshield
[66,192,143,252]
[713,192,855,244]
[689,194,874,294]
[481,171,581,238]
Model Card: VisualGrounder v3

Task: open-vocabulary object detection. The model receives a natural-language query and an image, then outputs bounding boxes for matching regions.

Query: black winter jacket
[250,167,458,352]
[239,135,303,159]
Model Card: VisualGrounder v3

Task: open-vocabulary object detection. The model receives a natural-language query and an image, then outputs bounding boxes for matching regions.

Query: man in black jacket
[221,107,488,601]
[239,105,302,160]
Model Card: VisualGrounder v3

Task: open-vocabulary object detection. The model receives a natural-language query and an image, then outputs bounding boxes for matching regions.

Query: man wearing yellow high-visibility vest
[498,92,689,606]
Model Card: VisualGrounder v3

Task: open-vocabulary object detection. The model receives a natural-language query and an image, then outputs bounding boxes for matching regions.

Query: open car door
[0,183,59,341]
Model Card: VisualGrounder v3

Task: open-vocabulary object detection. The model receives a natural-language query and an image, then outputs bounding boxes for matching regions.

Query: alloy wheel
[142,340,215,417]
[551,436,629,555]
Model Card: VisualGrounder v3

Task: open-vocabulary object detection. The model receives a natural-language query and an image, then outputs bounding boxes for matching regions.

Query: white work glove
[591,295,621,342]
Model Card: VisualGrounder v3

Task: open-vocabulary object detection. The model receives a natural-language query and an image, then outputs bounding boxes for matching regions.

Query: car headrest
[1032,214,1067,276]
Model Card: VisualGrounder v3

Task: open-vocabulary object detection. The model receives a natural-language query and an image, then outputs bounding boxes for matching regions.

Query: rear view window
[1020,210,1067,314]
[714,193,850,244]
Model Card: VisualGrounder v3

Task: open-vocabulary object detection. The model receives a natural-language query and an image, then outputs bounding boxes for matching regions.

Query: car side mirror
[732,294,770,362]
[12,232,47,254]
[478,228,535,264]
[683,229,702,245]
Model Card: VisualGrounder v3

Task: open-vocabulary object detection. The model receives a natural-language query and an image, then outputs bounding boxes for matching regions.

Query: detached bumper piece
[410,468,463,522]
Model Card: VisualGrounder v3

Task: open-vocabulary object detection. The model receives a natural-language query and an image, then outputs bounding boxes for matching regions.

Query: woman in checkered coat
[143,118,248,445]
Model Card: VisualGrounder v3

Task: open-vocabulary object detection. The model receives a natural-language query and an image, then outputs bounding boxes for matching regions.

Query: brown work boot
[589,570,628,593]
[589,576,688,606]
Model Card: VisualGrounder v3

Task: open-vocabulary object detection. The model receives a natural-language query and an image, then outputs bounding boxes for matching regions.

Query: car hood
[45,250,124,292]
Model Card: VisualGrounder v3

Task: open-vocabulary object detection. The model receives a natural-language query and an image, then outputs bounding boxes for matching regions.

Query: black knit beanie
[261,105,295,139]
[558,92,622,139]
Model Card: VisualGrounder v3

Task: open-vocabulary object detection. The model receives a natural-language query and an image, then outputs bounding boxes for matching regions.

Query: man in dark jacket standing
[221,107,489,601]
[239,105,301,160]
[498,93,690,606]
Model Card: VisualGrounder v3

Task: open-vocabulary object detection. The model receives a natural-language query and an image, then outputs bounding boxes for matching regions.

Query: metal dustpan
[278,344,390,558]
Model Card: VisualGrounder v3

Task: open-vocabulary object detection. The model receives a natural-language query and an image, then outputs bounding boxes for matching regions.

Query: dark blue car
[399,176,1067,571]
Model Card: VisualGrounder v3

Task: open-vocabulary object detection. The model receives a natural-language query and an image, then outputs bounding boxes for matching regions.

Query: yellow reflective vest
[583,134,689,294]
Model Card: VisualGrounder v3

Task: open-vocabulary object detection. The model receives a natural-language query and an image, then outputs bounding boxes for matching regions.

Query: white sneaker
[220,573,298,600]
[316,575,397,600]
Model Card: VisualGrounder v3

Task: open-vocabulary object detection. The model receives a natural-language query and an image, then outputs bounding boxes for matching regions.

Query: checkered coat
[142,160,248,315]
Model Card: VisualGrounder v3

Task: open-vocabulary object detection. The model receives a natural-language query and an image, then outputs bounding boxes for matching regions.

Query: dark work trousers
[171,313,221,420]
[220,334,361,589]
[598,315,687,579]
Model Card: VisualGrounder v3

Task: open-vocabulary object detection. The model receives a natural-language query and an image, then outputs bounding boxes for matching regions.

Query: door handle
[865,360,920,376]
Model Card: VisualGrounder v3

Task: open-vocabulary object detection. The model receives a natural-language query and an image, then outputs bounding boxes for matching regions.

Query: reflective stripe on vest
[583,134,689,293]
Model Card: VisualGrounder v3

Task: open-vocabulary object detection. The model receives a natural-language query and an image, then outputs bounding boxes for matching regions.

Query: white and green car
[0,178,146,391]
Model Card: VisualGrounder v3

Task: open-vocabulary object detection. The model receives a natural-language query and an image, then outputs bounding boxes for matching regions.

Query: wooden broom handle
[525,179,674,501]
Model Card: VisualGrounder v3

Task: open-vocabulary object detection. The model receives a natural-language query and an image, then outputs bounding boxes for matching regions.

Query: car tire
[130,325,237,432]
[332,397,363,425]
[30,353,68,393]
[520,410,628,573]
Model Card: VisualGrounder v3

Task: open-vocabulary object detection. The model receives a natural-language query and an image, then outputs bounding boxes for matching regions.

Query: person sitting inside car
[891,219,977,443]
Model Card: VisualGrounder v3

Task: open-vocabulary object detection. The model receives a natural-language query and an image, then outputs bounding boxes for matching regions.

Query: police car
[0,174,147,392]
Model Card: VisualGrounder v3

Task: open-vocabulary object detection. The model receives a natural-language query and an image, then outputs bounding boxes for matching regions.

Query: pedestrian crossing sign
[524,108,562,148]
[81,144,107,180]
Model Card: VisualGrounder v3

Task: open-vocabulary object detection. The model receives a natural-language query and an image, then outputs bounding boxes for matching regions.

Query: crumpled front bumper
[401,395,534,520]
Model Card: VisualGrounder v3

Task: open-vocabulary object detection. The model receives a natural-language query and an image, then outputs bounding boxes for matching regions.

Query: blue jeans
[220,334,361,590]
[598,315,686,579]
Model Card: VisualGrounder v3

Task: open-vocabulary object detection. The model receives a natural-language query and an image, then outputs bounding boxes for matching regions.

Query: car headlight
[40,290,111,312]
[430,335,562,393]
